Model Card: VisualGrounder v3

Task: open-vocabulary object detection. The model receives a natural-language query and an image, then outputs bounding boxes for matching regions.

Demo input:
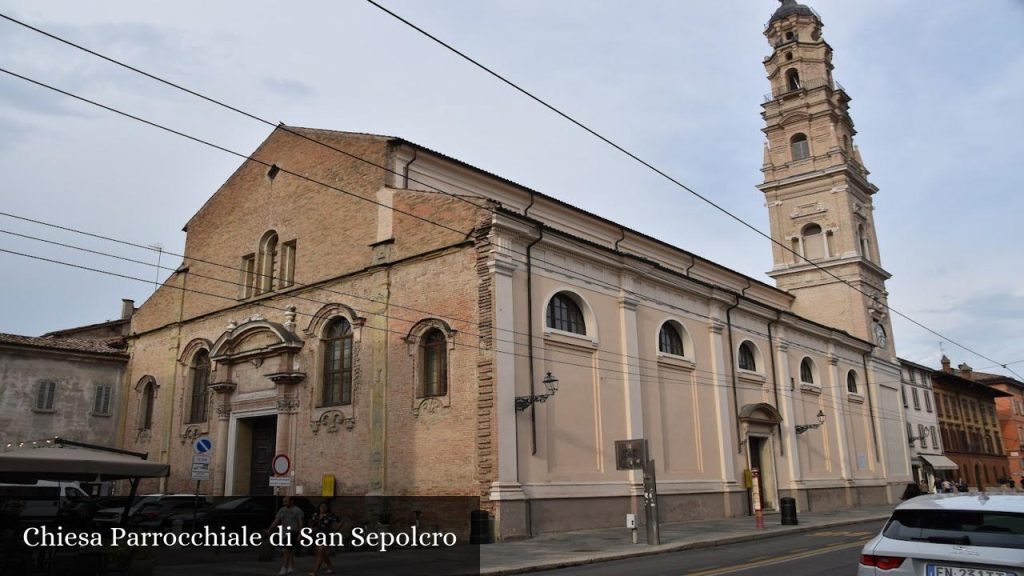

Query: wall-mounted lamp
[795,410,826,435]
[515,372,559,411]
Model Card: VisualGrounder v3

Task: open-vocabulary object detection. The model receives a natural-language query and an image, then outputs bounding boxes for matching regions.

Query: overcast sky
[1,1,1021,377]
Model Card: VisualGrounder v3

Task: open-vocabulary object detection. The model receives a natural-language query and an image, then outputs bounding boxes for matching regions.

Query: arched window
[847,370,859,394]
[858,224,871,261]
[322,318,353,406]
[790,133,810,161]
[141,380,155,430]
[189,350,210,423]
[800,357,815,385]
[257,231,279,295]
[420,329,448,397]
[546,292,585,335]
[786,68,801,91]
[658,322,684,356]
[738,341,758,372]
[801,223,824,260]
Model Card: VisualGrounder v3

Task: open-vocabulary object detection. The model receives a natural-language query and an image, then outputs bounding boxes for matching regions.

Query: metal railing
[763,76,841,102]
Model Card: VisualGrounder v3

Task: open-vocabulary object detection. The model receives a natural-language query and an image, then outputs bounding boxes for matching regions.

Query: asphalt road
[527,519,885,576]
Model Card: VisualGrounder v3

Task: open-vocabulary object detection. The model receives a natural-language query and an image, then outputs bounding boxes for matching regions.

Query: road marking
[751,555,772,561]
[682,538,870,576]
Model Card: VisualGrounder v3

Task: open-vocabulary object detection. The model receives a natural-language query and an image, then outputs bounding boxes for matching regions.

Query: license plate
[928,565,1018,576]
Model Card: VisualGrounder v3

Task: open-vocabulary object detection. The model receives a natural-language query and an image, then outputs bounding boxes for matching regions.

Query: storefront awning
[920,453,959,471]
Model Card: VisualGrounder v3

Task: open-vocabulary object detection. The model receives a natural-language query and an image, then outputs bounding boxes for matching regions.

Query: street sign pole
[644,458,660,545]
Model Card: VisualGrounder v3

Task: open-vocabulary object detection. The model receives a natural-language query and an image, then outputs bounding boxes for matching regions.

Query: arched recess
[134,376,158,435]
[303,303,365,340]
[178,338,214,366]
[543,288,598,341]
[739,402,783,426]
[801,223,824,260]
[656,319,694,360]
[405,318,457,416]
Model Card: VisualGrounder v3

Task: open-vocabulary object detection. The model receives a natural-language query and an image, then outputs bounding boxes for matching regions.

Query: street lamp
[515,372,559,411]
[795,410,826,435]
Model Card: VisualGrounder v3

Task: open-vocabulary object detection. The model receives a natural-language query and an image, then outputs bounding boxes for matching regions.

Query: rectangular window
[935,393,944,417]
[912,387,920,411]
[35,381,56,411]
[901,386,908,408]
[919,424,928,449]
[241,254,256,298]
[281,240,296,288]
[93,384,112,416]
[924,391,933,413]
[930,426,938,450]
[906,421,914,446]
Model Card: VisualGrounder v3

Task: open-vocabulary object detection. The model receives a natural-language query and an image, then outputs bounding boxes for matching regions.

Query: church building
[120,1,911,538]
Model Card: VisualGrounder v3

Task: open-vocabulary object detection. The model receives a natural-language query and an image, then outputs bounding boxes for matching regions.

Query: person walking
[309,501,340,575]
[270,496,305,576]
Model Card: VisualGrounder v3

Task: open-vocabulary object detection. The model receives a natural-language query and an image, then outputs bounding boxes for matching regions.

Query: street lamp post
[795,410,826,435]
[515,372,559,411]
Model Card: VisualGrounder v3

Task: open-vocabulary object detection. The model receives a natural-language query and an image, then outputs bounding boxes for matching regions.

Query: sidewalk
[480,504,895,575]
[145,504,895,575]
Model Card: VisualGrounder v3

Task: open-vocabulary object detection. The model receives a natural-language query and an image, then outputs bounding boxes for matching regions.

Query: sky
[0,0,1022,377]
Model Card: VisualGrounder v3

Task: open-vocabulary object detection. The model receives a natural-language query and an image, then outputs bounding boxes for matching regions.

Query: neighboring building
[0,333,129,450]
[898,359,953,491]
[966,370,1024,486]
[120,1,909,538]
[932,357,1011,489]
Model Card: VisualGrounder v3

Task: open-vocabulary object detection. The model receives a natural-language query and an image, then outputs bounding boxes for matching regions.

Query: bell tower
[758,0,895,357]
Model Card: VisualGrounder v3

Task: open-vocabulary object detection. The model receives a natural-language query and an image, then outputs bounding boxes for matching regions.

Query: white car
[859,493,1023,576]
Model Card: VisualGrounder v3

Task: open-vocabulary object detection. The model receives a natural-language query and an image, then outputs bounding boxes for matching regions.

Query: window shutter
[37,381,55,410]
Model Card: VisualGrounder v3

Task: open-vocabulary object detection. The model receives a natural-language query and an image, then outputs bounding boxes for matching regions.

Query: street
[527,519,883,576]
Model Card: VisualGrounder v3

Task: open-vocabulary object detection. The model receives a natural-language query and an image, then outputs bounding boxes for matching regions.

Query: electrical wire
[0,10,1016,376]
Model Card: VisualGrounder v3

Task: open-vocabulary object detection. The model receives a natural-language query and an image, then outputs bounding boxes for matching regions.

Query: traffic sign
[191,453,211,481]
[269,476,292,487]
[272,453,290,476]
[194,436,213,454]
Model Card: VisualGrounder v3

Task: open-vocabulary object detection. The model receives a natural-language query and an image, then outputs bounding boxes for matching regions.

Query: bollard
[780,497,798,525]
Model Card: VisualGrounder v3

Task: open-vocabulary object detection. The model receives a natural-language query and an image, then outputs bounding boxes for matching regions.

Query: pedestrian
[270,496,304,576]
[309,501,340,575]
[940,479,952,494]
[900,482,923,500]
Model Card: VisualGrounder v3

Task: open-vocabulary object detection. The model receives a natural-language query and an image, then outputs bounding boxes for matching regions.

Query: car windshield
[883,509,1024,550]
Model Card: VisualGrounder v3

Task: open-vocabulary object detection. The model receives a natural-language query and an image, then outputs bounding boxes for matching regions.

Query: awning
[920,453,959,471]
[0,446,170,482]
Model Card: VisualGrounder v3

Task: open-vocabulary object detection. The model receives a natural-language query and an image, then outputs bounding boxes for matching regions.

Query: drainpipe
[685,256,697,277]
[401,149,418,188]
[726,280,751,454]
[768,311,783,456]
[862,351,881,462]
[614,226,626,252]
[525,219,544,455]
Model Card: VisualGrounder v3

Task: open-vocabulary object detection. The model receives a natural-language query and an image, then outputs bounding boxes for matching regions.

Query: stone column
[707,304,737,488]
[773,336,802,488]
[488,256,528,539]
[267,371,305,491]
[209,381,236,497]
[826,351,851,483]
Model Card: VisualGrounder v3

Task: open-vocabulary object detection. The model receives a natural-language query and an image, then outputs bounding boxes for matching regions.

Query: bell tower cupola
[758,0,896,358]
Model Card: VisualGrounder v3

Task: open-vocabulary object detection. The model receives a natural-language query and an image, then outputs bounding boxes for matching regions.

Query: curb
[481,514,890,575]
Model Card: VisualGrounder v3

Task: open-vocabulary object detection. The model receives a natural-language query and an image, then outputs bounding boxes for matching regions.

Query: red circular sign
[272,453,290,476]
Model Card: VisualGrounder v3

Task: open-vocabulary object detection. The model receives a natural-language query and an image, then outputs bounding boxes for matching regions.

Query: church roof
[769,0,817,25]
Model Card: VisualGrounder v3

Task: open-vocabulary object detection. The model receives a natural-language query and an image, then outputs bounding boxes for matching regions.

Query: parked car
[859,493,1023,575]
[132,496,212,528]
[93,494,204,527]
[0,480,88,524]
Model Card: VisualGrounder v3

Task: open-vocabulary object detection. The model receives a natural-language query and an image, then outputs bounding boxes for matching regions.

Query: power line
[0,10,1012,374]
[360,0,1011,370]
[0,211,885,383]
[0,245,938,430]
